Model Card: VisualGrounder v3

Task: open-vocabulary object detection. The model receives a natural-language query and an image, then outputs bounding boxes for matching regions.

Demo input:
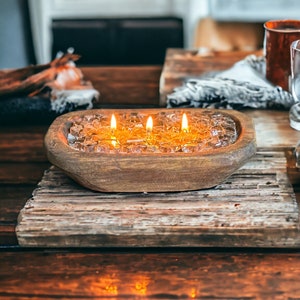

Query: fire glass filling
[67,110,239,153]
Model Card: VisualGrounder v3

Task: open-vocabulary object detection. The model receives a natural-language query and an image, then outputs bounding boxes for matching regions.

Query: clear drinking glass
[291,40,300,101]
[289,40,300,131]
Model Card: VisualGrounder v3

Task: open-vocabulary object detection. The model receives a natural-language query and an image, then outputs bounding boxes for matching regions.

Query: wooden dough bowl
[44,108,256,192]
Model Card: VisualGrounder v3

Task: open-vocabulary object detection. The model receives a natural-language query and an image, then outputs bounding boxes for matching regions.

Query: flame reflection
[181,113,189,133]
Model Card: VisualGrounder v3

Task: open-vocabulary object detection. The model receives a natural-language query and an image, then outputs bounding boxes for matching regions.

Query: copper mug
[264,19,300,91]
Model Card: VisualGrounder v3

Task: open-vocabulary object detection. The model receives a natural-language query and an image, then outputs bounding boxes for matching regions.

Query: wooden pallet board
[16,150,300,248]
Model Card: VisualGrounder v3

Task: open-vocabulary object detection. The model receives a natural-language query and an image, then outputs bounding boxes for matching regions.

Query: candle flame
[110,114,117,147]
[181,113,189,132]
[146,116,153,132]
[110,114,117,131]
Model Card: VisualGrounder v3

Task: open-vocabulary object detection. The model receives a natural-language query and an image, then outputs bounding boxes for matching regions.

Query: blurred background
[1,0,300,69]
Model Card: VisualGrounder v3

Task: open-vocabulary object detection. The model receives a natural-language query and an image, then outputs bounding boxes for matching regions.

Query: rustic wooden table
[2,52,300,299]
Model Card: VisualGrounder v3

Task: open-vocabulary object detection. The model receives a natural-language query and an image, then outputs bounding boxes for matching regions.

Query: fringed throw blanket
[167,55,295,110]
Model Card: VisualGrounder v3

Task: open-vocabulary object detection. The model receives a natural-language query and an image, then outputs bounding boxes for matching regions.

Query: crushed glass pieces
[67,110,238,153]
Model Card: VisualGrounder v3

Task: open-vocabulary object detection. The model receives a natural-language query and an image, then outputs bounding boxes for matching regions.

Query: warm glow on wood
[181,113,189,132]
[132,275,150,296]
[146,116,153,132]
[110,114,117,131]
[190,287,197,298]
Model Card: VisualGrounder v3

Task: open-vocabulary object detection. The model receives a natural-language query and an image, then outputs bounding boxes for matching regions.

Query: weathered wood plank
[248,110,300,150]
[80,66,162,106]
[16,150,300,248]
[1,251,300,299]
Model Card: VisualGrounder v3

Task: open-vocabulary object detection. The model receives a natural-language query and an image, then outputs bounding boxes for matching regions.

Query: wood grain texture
[0,186,33,245]
[1,251,300,299]
[0,162,50,184]
[16,150,299,248]
[248,110,300,149]
[0,126,48,162]
[80,66,162,106]
[0,186,35,222]
[159,49,263,106]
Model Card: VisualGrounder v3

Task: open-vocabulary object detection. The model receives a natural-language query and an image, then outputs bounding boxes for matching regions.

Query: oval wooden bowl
[44,108,256,192]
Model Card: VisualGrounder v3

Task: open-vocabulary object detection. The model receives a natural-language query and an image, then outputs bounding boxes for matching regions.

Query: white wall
[209,0,300,21]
